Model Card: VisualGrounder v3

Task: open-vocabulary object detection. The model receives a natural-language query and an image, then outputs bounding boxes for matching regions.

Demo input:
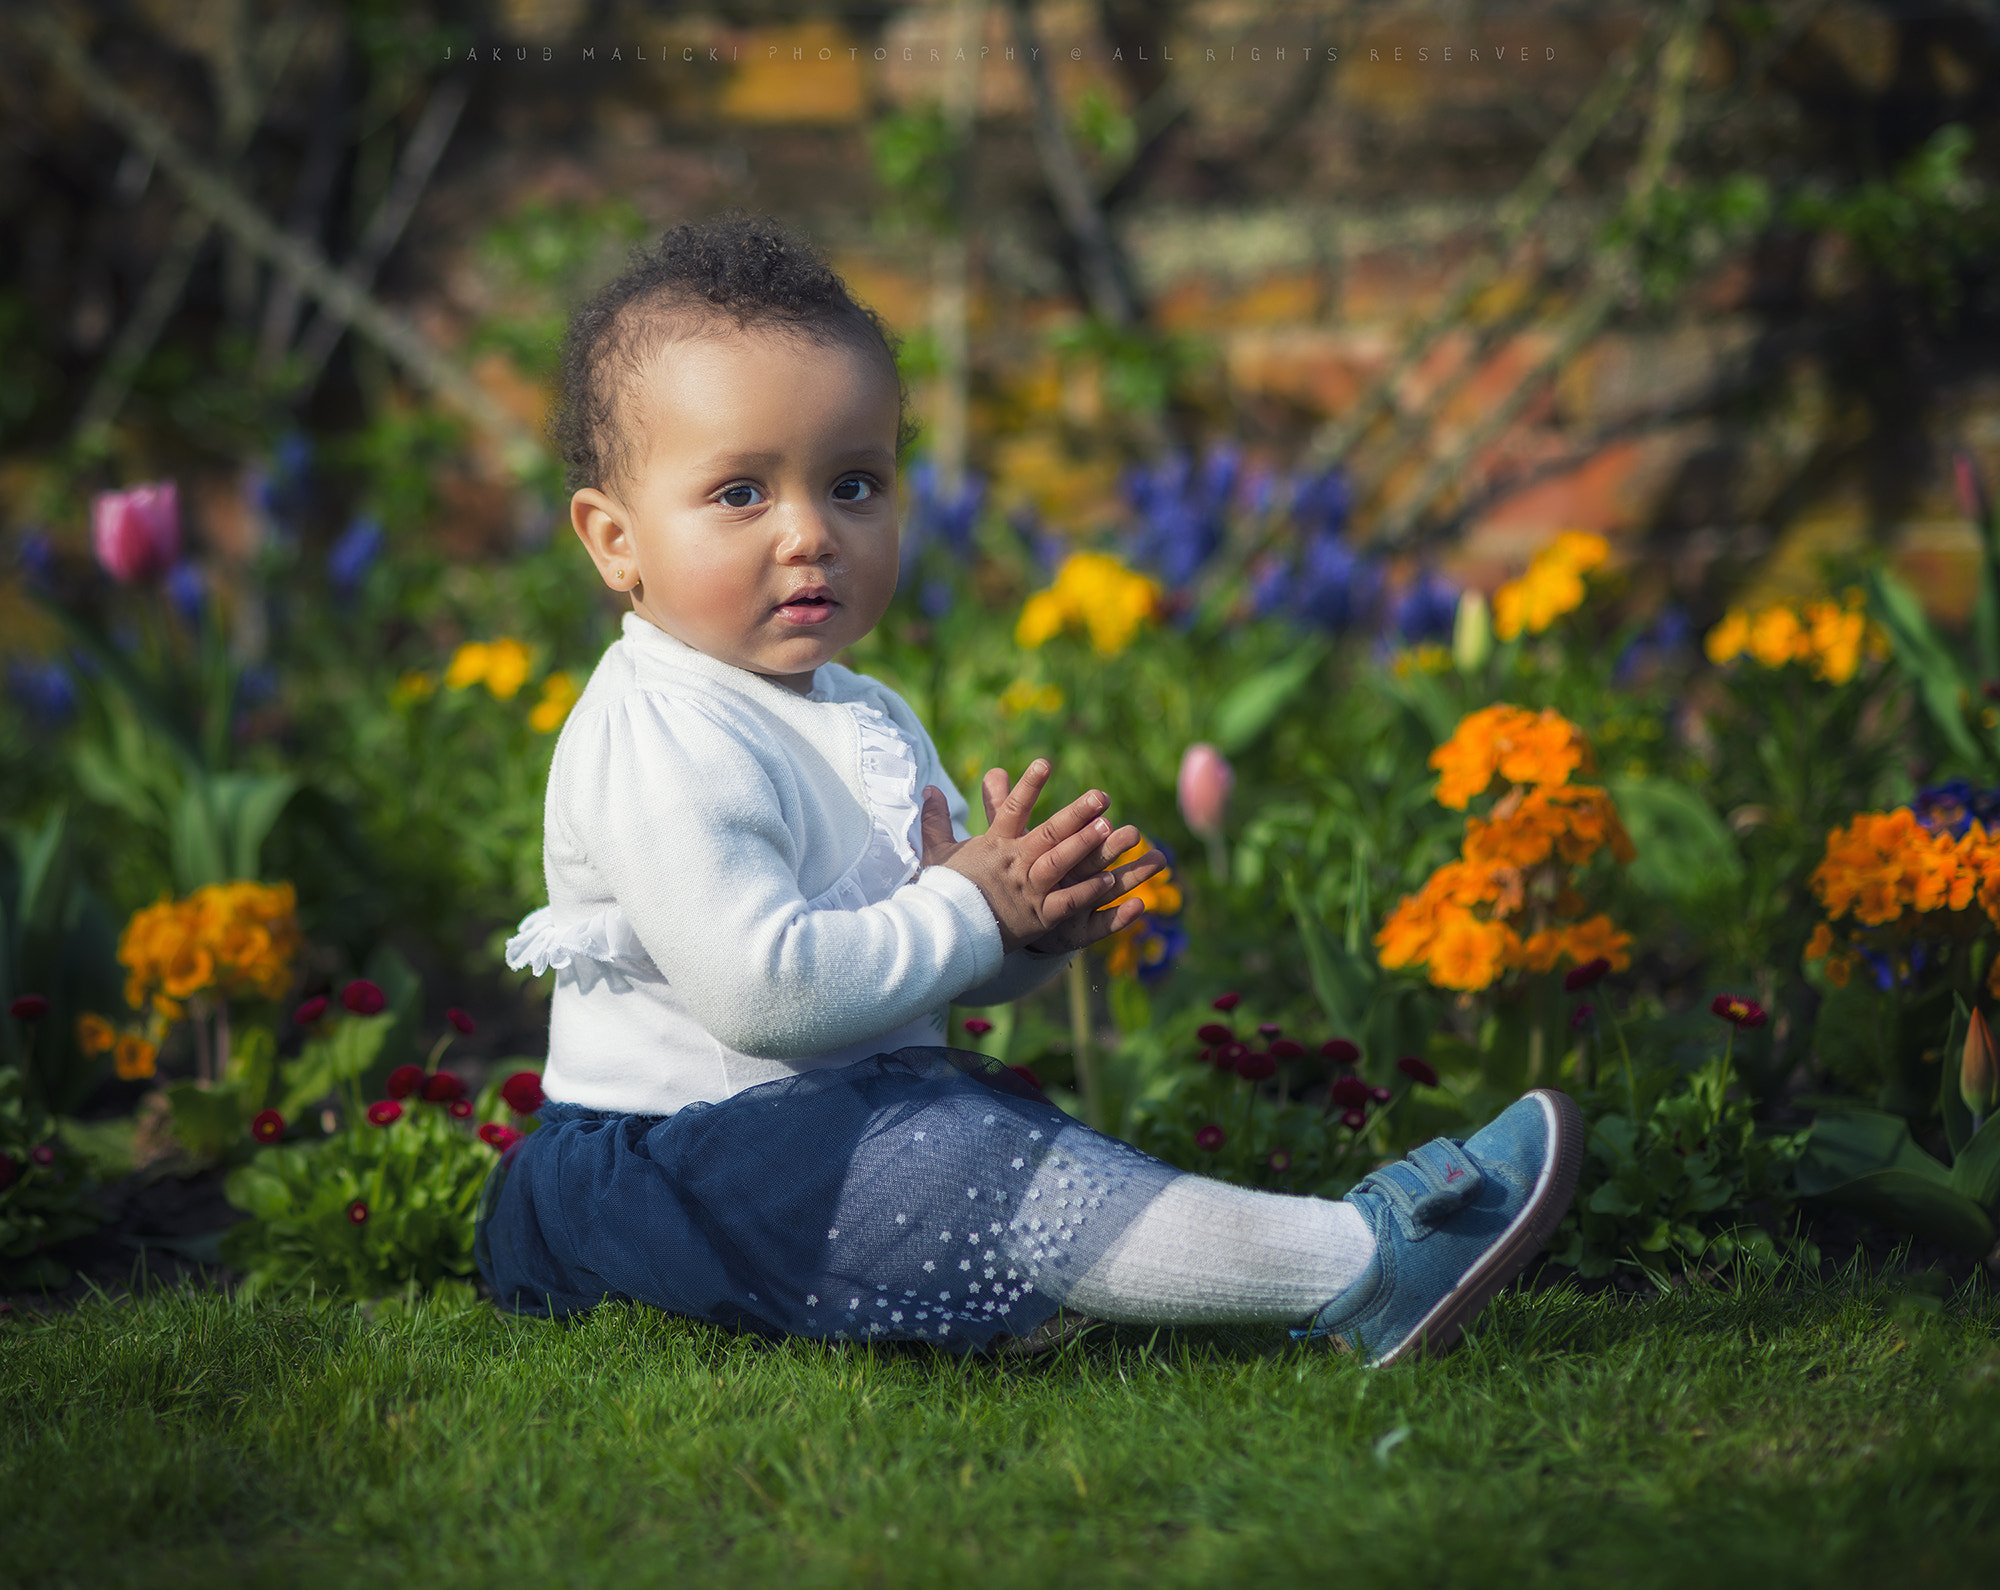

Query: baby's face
[573,327,900,693]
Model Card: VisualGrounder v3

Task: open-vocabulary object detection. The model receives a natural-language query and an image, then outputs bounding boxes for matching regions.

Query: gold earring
[615,568,625,582]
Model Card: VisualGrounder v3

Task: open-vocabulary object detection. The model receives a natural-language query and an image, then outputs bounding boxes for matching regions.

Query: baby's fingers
[980,767,1011,831]
[1097,846,1168,901]
[1029,812,1117,890]
[988,759,1052,840]
[1039,893,1148,953]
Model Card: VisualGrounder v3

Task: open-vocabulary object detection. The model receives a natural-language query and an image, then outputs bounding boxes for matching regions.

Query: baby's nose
[776,504,839,560]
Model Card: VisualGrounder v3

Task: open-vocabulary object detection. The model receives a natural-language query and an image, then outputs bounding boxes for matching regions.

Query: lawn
[4,1264,1997,1589]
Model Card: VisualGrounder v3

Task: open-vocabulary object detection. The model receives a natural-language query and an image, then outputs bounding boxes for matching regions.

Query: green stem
[1605,997,1637,1116]
[1067,956,1101,1131]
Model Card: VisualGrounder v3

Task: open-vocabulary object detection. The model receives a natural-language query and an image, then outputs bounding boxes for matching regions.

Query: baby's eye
[831,476,877,503]
[718,484,764,508]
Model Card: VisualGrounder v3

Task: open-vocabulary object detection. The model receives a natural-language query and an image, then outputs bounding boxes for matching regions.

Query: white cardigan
[506,612,1069,1114]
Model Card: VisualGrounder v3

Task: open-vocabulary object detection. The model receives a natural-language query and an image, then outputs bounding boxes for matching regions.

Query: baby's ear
[570,487,635,590]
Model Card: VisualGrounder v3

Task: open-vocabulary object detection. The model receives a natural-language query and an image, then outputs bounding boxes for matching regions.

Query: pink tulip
[91,481,181,584]
[1177,743,1234,838]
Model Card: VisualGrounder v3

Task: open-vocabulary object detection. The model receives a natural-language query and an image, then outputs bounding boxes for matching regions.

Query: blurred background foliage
[6,0,2000,1288]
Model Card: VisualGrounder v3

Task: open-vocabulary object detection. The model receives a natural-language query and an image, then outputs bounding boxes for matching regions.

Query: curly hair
[548,212,912,496]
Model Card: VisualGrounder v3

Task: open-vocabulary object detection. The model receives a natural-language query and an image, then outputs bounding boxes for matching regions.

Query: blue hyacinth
[165,562,206,626]
[899,460,984,581]
[16,530,56,590]
[7,657,78,727]
[258,431,315,534]
[1389,569,1460,643]
[327,517,385,595]
[1121,446,1240,590]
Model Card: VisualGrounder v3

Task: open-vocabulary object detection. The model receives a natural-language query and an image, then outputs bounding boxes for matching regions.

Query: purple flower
[7,657,78,728]
[1913,780,2000,840]
[16,531,56,590]
[1389,568,1460,643]
[899,461,984,581]
[1121,448,1235,589]
[165,562,206,626]
[327,517,384,596]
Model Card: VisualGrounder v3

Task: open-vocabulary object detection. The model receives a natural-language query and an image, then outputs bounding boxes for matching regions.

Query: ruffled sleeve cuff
[505,905,662,994]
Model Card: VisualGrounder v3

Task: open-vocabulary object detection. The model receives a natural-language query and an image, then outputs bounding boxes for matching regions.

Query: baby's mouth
[774,588,838,626]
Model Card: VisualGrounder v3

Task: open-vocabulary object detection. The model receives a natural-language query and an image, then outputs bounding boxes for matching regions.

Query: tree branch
[22,9,541,474]
[1006,0,1141,326]
[1308,9,1665,470]
[1368,0,1711,546]
[291,74,470,393]
[72,2,309,447]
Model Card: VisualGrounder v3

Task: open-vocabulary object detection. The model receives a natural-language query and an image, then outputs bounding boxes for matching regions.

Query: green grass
[3,1265,1998,1589]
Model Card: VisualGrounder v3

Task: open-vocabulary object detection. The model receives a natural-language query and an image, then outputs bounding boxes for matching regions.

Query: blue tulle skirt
[475,1046,1180,1352]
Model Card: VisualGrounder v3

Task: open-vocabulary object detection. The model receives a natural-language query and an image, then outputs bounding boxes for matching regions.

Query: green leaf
[1283,869,1374,1035]
[1108,977,1152,1037]
[1796,1107,1951,1196]
[225,1025,277,1113]
[1603,775,1743,901]
[166,1080,251,1160]
[1811,1167,1996,1257]
[1212,642,1329,755]
[276,1014,395,1120]
[1941,996,1976,1160]
[170,771,299,889]
[1948,1113,2000,1211]
[1868,567,1984,768]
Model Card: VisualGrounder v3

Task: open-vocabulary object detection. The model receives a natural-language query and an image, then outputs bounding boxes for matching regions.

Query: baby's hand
[917,761,1165,956]
[976,765,1166,956]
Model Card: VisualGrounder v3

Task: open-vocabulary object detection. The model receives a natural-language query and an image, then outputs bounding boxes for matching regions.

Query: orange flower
[76,1013,116,1055]
[1425,909,1514,992]
[1430,705,1590,809]
[1560,915,1634,972]
[113,1032,157,1080]
[119,881,300,1018]
[1380,705,1633,992]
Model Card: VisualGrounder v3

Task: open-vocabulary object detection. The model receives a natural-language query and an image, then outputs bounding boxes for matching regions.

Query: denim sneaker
[1296,1088,1584,1367]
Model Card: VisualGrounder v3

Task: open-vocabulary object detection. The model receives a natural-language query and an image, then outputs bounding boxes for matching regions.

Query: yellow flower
[391,670,436,706]
[76,1013,115,1055]
[1393,644,1452,677]
[1015,590,1068,650]
[998,679,1065,717]
[1491,531,1609,640]
[1748,605,1807,669]
[529,671,580,733]
[483,638,533,700]
[113,1032,157,1080]
[1013,553,1161,657]
[1705,609,1750,665]
[445,642,491,690]
[1106,837,1181,917]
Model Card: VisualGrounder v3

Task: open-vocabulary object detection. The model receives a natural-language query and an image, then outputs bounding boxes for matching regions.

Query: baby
[478,215,1582,1362]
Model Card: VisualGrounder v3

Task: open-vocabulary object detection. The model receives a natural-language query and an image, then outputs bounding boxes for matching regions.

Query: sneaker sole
[1368,1088,1585,1368]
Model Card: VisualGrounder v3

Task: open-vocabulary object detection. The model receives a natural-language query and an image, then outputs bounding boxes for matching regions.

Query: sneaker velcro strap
[1355,1137,1483,1241]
